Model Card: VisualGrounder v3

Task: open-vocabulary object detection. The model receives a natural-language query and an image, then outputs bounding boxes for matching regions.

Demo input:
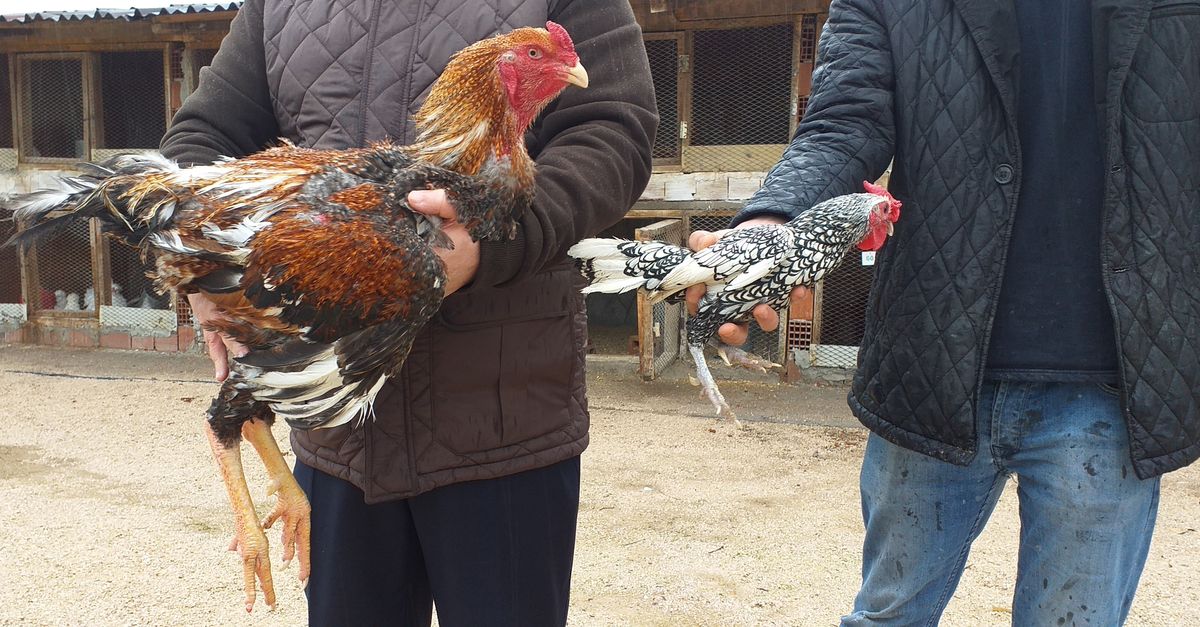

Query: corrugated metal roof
[0,2,239,23]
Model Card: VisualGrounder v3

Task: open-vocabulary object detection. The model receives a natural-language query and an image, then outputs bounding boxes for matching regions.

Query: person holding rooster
[689,0,1198,624]
[160,0,656,625]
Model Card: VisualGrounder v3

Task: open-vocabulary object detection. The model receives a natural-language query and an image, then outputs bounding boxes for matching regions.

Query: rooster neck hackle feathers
[410,30,538,188]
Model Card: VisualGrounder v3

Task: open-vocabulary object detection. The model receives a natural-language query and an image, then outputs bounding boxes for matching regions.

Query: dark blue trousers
[294,456,581,627]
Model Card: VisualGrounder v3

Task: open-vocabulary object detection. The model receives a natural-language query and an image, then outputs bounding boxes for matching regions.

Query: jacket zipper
[356,0,386,148]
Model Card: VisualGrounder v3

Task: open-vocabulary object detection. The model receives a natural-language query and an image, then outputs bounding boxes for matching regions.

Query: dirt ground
[1,344,1198,626]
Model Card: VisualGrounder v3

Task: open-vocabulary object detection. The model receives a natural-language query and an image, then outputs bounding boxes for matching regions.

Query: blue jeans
[842,381,1161,626]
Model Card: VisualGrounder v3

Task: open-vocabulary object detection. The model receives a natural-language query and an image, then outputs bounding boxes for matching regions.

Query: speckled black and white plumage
[570,187,899,423]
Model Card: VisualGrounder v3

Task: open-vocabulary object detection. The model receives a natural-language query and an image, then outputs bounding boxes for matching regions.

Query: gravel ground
[0,344,1197,626]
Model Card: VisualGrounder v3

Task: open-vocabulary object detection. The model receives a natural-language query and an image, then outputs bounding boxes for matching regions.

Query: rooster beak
[564,62,589,89]
[887,222,894,236]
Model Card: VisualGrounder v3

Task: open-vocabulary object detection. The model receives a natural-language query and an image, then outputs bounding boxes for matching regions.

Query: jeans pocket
[1096,382,1122,397]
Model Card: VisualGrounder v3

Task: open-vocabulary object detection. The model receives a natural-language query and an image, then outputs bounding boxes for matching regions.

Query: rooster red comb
[863,180,902,221]
[547,21,578,64]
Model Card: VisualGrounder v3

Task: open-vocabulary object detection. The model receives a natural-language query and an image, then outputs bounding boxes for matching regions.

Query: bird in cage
[5,22,586,612]
[570,181,901,425]
[111,283,127,307]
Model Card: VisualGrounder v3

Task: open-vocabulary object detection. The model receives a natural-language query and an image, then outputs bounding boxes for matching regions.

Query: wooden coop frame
[0,6,236,351]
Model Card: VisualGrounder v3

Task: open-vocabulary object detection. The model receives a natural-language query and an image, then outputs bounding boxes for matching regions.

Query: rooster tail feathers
[4,152,182,249]
[568,237,692,299]
[4,179,105,247]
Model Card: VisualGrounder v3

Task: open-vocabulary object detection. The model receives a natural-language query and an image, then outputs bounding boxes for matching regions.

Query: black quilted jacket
[734,0,1200,478]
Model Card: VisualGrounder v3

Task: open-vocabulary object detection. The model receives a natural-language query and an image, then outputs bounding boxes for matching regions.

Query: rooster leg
[688,344,743,428]
[716,343,783,374]
[205,422,276,613]
[241,417,311,585]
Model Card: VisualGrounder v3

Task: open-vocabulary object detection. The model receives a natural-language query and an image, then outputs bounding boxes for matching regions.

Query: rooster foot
[702,383,743,428]
[226,515,277,613]
[716,344,782,374]
[261,474,311,584]
[241,418,311,585]
[688,344,745,429]
[207,424,276,612]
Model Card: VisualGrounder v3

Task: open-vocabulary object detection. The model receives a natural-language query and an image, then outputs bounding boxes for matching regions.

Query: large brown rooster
[8,22,586,611]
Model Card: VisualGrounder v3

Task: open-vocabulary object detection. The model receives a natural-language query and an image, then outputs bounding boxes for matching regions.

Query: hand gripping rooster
[569,181,900,425]
[7,23,586,611]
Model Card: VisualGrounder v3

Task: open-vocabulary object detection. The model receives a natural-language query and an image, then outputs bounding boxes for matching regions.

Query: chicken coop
[587,0,874,380]
[0,4,235,351]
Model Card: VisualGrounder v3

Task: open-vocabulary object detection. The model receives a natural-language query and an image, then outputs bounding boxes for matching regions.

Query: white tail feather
[580,277,649,294]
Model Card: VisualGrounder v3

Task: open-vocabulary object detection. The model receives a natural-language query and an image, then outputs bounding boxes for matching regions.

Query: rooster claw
[700,382,743,429]
[717,344,782,374]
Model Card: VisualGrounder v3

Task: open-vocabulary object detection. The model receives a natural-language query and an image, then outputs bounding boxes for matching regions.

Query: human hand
[408,189,480,295]
[683,216,812,346]
[187,292,249,382]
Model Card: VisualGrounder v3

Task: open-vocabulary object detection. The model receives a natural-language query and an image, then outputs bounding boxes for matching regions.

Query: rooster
[569,181,900,425]
[6,22,587,611]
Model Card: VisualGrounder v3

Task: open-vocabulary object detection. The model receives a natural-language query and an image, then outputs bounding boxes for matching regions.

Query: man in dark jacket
[692,0,1198,623]
[160,0,656,625]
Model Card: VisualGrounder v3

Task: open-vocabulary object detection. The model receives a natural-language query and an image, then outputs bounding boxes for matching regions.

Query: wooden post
[90,217,111,312]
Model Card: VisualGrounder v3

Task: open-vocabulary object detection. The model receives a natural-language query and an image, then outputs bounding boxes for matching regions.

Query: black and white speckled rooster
[569,181,901,424]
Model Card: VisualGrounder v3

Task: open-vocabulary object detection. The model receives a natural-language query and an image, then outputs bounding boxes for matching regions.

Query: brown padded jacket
[160,0,657,502]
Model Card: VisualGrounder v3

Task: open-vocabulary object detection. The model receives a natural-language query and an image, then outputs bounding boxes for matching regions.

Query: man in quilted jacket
[160,0,656,625]
[692,0,1198,623]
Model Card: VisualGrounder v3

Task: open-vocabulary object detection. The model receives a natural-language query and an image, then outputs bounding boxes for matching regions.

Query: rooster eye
[528,48,543,59]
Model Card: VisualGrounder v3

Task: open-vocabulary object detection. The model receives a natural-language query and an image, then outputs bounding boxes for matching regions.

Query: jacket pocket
[1148,1,1200,17]
[426,268,579,456]
[497,312,574,440]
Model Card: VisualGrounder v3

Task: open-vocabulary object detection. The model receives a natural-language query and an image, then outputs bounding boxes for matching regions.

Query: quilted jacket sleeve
[731,0,896,226]
[469,0,658,289]
[159,0,279,165]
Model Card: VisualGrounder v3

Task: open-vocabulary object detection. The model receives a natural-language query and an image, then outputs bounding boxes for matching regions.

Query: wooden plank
[32,315,100,329]
[86,52,103,152]
[663,173,696,201]
[90,218,111,311]
[727,172,765,200]
[632,200,741,212]
[624,208,688,219]
[678,30,693,168]
[789,14,803,138]
[16,215,37,324]
[640,174,667,200]
[692,172,727,200]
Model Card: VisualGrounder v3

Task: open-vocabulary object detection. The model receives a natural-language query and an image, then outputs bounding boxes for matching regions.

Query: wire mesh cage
[688,23,794,172]
[634,219,686,380]
[811,249,874,368]
[28,219,93,315]
[0,54,15,171]
[101,241,176,336]
[645,37,680,164]
[92,50,167,160]
[19,56,86,162]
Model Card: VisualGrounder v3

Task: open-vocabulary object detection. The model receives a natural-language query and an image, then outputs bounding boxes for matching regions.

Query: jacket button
[994,164,1015,184]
